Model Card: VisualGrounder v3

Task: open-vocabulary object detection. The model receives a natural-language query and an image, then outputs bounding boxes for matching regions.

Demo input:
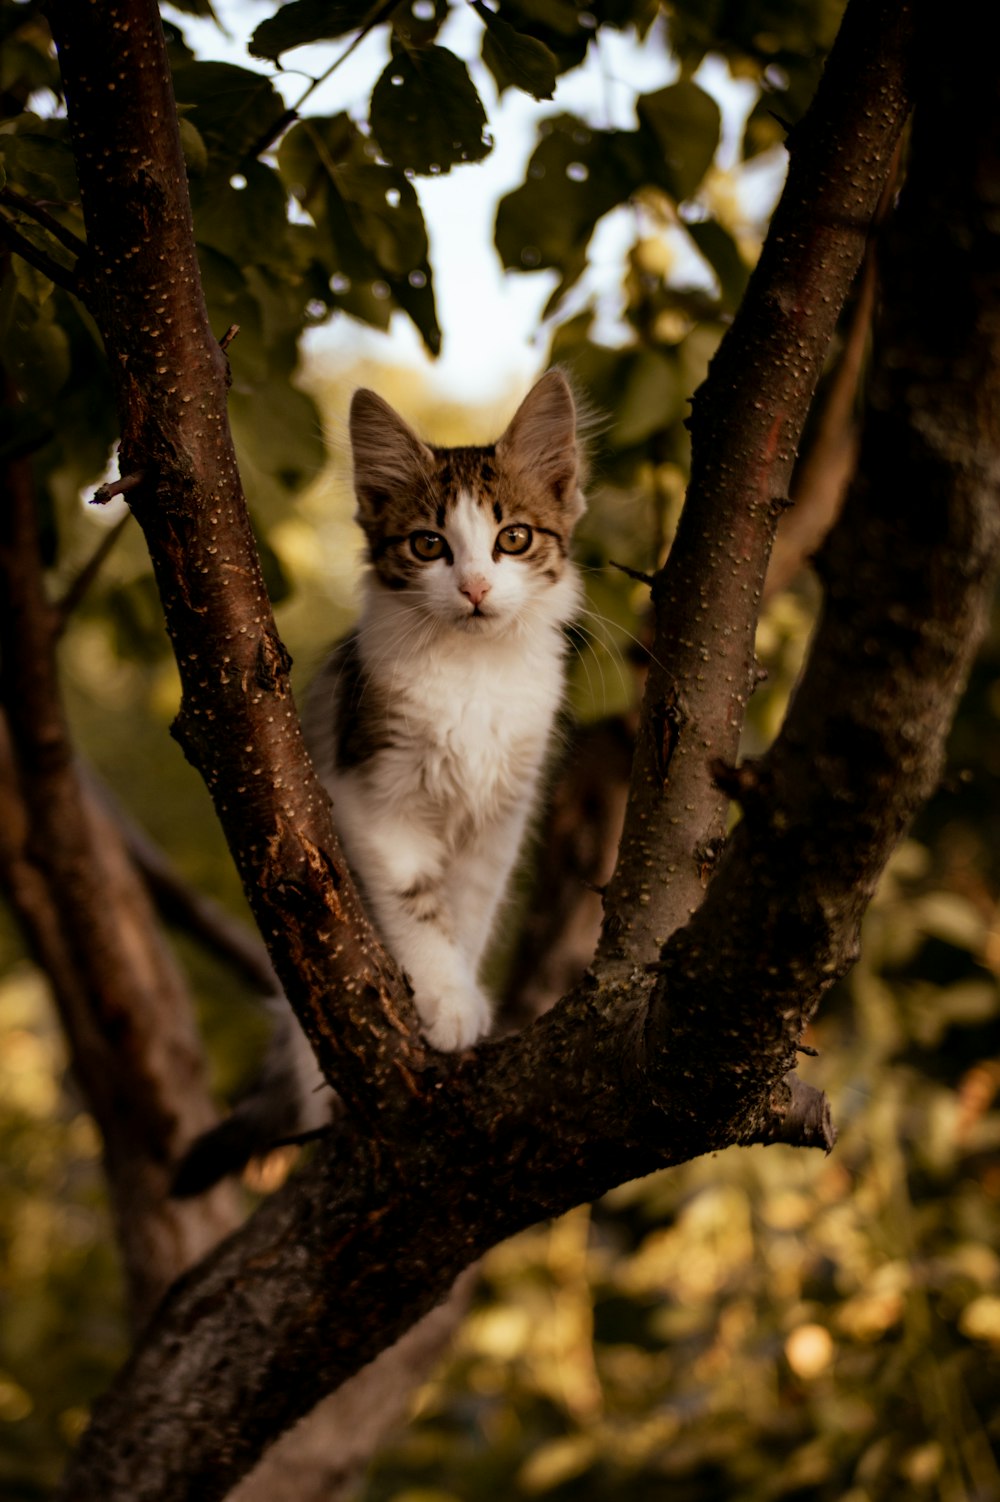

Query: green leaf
[105,578,170,663]
[177,117,208,177]
[171,62,287,172]
[488,0,592,74]
[11,250,55,308]
[495,115,642,309]
[334,156,429,276]
[637,80,721,201]
[612,348,680,447]
[0,25,63,100]
[370,45,490,176]
[249,0,377,61]
[191,161,292,271]
[254,524,292,605]
[666,0,839,90]
[473,2,557,100]
[278,116,440,352]
[230,384,325,514]
[587,0,660,35]
[0,118,79,202]
[686,219,750,311]
[278,115,357,213]
[5,294,70,403]
[197,247,269,386]
[391,0,450,48]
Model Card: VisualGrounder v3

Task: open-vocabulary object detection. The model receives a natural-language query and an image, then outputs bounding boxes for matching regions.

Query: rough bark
[39,0,1000,1497]
[763,247,874,600]
[598,0,915,970]
[227,1273,476,1502]
[46,0,422,1136]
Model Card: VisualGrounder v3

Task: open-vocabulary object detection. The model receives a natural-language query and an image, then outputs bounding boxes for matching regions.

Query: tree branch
[598,0,916,972]
[0,212,80,294]
[641,8,1000,1138]
[47,0,423,1135]
[53,513,131,630]
[82,765,278,995]
[747,1074,837,1151]
[0,182,88,256]
[763,240,875,599]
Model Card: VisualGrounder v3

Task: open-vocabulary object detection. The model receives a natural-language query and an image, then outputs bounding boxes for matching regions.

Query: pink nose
[460,575,491,607]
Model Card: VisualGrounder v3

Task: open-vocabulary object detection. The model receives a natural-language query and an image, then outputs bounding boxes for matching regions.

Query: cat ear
[350,389,435,519]
[496,369,585,522]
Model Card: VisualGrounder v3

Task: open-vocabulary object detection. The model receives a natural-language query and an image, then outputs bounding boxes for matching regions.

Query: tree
[1,0,999,1497]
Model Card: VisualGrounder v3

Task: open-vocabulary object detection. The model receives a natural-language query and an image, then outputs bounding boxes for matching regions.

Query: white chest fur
[353,590,570,838]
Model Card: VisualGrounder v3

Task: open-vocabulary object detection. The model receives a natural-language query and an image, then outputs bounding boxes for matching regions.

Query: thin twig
[81,765,278,996]
[219,323,240,351]
[92,470,145,505]
[608,558,655,587]
[249,0,403,158]
[0,184,87,256]
[54,514,131,632]
[0,214,79,294]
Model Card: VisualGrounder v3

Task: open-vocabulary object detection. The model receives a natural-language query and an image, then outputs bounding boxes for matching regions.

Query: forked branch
[598,0,916,969]
[47,0,1000,1497]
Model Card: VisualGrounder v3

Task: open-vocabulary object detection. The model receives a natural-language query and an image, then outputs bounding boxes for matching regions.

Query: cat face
[350,371,585,636]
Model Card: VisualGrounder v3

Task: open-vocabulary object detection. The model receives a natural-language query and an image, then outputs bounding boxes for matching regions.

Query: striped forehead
[429,445,500,528]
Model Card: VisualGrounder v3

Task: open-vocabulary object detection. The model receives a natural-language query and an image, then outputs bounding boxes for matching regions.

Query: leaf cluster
[1,0,838,620]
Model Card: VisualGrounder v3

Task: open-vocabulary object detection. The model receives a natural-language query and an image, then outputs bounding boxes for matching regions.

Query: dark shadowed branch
[82,766,278,996]
[0,212,80,292]
[0,182,87,255]
[641,18,1000,1141]
[53,514,132,629]
[0,382,241,1327]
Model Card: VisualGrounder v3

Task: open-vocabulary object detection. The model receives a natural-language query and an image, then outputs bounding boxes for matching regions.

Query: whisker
[388,614,438,736]
[566,619,623,712]
[576,602,661,674]
[354,605,438,712]
[566,622,605,715]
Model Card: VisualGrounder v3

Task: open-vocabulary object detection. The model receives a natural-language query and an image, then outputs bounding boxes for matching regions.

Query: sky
[166,2,784,399]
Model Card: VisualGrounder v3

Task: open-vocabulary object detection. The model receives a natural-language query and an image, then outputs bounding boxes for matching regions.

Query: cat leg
[344,815,493,1050]
[446,806,533,977]
[382,881,493,1049]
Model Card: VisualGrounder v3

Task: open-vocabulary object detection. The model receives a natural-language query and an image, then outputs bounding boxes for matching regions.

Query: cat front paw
[418,982,492,1051]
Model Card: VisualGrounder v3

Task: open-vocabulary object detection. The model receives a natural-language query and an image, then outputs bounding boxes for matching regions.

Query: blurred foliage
[359,751,1000,1501]
[5,0,1000,1500]
[0,958,125,1499]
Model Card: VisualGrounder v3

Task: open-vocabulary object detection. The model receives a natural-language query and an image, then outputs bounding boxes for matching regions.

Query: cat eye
[410,531,448,561]
[495,524,533,556]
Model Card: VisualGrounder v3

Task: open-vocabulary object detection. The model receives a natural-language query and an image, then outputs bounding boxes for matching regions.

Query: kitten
[307,367,584,1049]
[174,370,584,1192]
